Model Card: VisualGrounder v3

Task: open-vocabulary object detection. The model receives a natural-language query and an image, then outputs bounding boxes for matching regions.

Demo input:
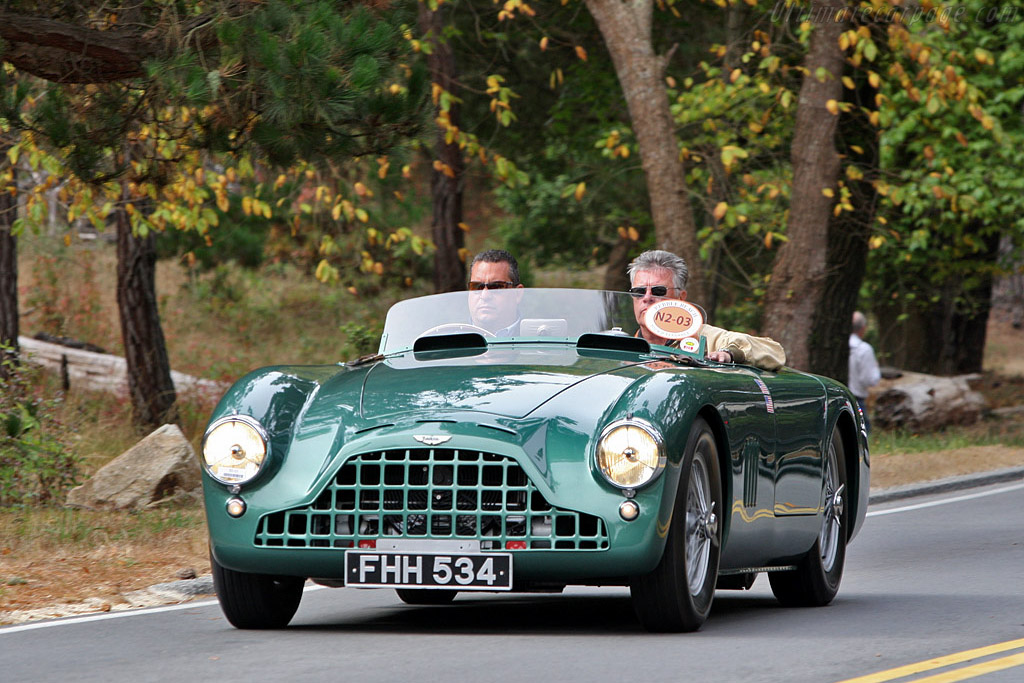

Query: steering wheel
[420,323,495,338]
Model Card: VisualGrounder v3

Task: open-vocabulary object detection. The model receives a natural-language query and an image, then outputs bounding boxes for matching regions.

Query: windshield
[379,288,644,354]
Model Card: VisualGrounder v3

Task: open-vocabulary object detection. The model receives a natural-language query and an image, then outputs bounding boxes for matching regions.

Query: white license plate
[345,551,513,591]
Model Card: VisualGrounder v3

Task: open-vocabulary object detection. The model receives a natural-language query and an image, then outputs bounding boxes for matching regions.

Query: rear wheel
[631,417,722,632]
[396,589,458,605]
[211,552,304,629]
[769,426,847,606]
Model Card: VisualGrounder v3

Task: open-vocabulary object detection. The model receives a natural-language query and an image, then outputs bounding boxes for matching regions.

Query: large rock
[871,371,987,431]
[66,424,202,510]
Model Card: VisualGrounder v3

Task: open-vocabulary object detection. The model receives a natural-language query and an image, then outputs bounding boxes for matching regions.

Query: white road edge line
[0,585,326,635]
[867,481,1024,517]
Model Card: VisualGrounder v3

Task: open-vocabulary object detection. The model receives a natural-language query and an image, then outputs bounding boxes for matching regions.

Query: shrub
[0,349,81,506]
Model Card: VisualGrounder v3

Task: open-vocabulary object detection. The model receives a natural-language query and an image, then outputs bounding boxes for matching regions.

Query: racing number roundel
[644,300,704,339]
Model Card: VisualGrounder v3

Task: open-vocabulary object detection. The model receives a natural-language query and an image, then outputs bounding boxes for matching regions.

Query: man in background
[849,311,881,433]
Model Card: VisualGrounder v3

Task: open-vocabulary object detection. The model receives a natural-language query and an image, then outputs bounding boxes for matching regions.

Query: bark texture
[584,0,705,302]
[418,2,466,293]
[0,152,17,377]
[0,10,220,83]
[116,198,177,428]
[762,1,847,371]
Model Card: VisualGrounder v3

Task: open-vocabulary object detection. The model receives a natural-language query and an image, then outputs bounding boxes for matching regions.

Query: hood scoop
[576,332,650,354]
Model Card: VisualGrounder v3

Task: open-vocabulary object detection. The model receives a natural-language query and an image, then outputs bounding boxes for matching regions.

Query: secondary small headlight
[595,419,665,489]
[202,415,270,486]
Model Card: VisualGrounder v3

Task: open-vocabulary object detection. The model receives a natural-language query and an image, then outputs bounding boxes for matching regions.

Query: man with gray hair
[849,311,881,433]
[627,249,786,371]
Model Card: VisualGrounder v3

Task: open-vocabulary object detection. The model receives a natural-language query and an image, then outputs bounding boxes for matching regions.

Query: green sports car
[201,288,869,632]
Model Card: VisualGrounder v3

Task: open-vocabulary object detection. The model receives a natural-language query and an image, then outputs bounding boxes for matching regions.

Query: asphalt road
[3,481,1022,683]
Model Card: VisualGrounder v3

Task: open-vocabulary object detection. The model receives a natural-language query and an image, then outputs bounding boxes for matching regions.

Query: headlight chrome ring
[595,418,666,489]
[201,414,270,486]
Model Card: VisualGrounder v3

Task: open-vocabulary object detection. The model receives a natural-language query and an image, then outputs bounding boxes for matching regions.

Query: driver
[629,250,786,371]
[467,249,524,336]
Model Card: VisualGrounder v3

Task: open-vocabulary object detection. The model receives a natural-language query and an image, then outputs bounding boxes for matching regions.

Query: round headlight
[202,415,269,486]
[595,419,665,489]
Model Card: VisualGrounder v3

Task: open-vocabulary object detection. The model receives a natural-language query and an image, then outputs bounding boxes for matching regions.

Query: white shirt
[848,333,881,398]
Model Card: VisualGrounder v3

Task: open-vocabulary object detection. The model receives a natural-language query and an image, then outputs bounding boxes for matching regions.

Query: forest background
[1,0,1023,508]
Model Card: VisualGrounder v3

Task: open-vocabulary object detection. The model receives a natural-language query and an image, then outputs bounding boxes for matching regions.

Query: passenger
[628,249,786,371]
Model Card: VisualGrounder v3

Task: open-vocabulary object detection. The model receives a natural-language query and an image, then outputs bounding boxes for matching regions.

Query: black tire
[211,552,305,629]
[396,589,458,605]
[769,426,847,607]
[631,417,722,632]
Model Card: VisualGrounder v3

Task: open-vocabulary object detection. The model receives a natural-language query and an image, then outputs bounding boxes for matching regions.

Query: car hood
[355,344,644,420]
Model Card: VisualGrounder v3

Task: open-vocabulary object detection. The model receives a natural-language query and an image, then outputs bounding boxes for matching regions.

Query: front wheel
[631,417,722,632]
[769,425,847,606]
[211,552,305,629]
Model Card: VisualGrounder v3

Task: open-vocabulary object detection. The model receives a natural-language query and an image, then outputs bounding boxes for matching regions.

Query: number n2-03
[654,311,691,327]
[432,556,498,586]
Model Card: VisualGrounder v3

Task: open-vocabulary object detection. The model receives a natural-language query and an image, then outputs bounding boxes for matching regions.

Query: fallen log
[870,370,987,431]
[17,335,228,403]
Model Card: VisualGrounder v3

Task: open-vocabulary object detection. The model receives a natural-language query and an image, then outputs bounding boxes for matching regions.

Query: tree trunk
[809,55,880,382]
[115,191,177,428]
[602,234,635,292]
[875,229,998,376]
[762,0,847,371]
[0,145,17,378]
[584,0,705,303]
[419,2,466,293]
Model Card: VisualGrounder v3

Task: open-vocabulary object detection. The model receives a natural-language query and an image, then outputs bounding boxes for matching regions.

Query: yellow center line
[834,638,1024,683]
[909,651,1024,682]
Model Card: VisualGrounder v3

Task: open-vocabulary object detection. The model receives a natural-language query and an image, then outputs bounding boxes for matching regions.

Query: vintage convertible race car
[201,288,869,632]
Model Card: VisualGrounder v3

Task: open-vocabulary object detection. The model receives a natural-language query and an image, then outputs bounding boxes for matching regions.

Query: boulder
[871,371,987,431]
[66,424,202,510]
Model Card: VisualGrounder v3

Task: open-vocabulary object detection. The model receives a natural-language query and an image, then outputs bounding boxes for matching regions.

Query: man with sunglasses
[628,250,786,370]
[467,249,525,335]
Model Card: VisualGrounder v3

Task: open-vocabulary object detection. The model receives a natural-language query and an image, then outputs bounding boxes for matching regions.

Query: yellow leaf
[574,182,586,201]
[348,286,358,295]
[373,262,384,276]
[842,76,855,90]
[354,182,369,197]
[64,233,72,247]
[458,247,469,263]
[574,46,587,61]
[539,36,548,51]
[764,232,773,249]
[821,188,835,198]
[332,204,342,221]
[458,222,471,232]
[627,226,639,241]
[355,208,369,222]
[713,201,728,221]
[868,71,880,89]
[730,68,741,83]
[617,226,627,238]
[826,99,839,115]
[242,196,253,215]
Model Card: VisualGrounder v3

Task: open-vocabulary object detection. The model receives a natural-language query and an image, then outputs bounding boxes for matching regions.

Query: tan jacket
[700,324,786,371]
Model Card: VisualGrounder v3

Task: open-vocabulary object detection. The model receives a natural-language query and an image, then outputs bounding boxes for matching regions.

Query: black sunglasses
[468,280,515,291]
[628,285,673,298]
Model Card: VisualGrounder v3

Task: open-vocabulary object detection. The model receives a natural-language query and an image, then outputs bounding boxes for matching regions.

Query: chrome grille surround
[254,448,608,551]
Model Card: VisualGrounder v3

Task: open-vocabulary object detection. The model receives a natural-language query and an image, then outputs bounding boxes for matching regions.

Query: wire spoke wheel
[769,425,848,607]
[631,417,722,632]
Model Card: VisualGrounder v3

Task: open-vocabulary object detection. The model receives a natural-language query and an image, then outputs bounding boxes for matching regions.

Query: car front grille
[254,448,609,551]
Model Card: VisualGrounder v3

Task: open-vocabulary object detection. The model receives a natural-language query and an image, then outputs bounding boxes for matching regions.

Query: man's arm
[702,325,786,371]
